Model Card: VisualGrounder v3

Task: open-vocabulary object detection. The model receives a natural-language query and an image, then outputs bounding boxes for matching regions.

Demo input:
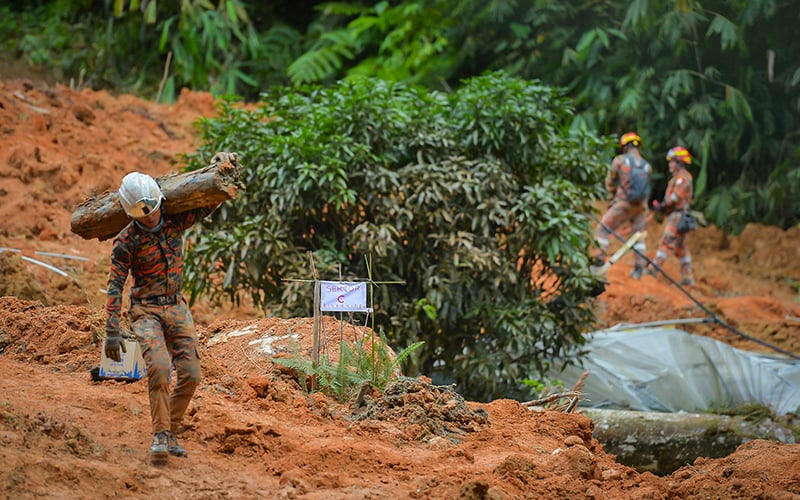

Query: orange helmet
[619,132,641,148]
[666,146,692,165]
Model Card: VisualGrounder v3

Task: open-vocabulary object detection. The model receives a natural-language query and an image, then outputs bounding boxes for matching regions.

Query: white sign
[320,281,370,312]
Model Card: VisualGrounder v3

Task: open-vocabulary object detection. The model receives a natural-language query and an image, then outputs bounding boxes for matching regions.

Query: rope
[590,213,799,360]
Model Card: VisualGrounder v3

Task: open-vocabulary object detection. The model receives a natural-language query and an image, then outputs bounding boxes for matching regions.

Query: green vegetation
[181,73,606,401]
[0,1,296,97]
[273,332,423,403]
[3,1,797,229]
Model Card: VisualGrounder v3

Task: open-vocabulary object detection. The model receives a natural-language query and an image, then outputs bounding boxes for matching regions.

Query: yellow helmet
[666,146,692,165]
[619,132,642,148]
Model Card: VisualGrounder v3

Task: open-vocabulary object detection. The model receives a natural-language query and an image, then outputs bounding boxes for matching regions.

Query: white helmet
[118,172,165,218]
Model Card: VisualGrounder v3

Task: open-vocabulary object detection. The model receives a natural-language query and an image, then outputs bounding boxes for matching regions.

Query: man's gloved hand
[210,151,239,166]
[104,329,127,362]
[651,199,667,213]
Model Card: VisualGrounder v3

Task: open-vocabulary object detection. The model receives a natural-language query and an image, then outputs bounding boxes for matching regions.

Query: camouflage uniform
[106,205,217,435]
[652,167,694,285]
[593,151,651,272]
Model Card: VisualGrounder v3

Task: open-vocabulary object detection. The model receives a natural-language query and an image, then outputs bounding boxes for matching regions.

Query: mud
[0,76,798,498]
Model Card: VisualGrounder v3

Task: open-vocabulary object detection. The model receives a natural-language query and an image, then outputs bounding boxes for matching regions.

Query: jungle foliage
[181,73,608,401]
[2,1,798,231]
[290,0,800,232]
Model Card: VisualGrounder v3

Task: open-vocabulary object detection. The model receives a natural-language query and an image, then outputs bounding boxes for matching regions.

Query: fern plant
[273,330,424,403]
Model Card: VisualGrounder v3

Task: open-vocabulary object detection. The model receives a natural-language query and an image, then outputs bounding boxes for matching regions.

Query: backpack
[623,154,651,203]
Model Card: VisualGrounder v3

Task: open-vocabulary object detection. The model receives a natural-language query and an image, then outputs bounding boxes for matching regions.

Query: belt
[133,294,180,306]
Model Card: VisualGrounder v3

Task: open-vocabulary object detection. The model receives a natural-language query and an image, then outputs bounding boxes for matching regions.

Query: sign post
[286,253,405,386]
[319,281,371,313]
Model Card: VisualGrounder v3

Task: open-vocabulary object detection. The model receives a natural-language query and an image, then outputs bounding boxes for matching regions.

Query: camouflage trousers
[593,200,648,269]
[129,298,201,435]
[652,211,694,283]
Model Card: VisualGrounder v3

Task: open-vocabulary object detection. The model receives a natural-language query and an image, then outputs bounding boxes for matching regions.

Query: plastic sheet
[548,326,800,415]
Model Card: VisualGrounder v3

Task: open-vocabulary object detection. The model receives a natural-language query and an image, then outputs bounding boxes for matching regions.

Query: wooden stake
[309,251,320,390]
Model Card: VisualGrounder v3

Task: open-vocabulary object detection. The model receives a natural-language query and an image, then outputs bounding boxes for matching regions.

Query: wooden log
[578,408,796,475]
[70,152,244,241]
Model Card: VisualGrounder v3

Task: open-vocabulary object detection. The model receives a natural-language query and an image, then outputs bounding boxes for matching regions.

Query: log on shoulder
[70,152,244,241]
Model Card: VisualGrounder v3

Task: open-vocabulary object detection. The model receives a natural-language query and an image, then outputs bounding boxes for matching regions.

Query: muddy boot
[166,431,188,458]
[150,431,169,465]
[630,265,643,280]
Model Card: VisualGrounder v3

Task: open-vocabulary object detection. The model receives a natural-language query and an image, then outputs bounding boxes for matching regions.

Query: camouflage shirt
[105,205,218,332]
[665,167,693,210]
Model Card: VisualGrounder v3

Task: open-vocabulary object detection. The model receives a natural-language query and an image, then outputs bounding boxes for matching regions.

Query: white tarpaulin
[548,326,800,415]
[320,281,370,312]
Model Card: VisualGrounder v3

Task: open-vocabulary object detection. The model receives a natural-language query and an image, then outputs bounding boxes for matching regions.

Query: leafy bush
[182,72,608,401]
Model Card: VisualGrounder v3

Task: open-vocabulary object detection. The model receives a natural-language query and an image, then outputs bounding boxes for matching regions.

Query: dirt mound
[0,76,798,497]
[0,296,100,370]
[352,377,490,443]
[0,79,214,242]
[0,295,797,498]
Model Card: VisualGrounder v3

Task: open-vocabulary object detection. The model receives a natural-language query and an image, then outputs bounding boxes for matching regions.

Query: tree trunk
[70,153,243,241]
[579,408,796,475]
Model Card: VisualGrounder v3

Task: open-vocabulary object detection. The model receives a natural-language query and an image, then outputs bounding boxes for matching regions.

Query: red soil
[0,74,798,498]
